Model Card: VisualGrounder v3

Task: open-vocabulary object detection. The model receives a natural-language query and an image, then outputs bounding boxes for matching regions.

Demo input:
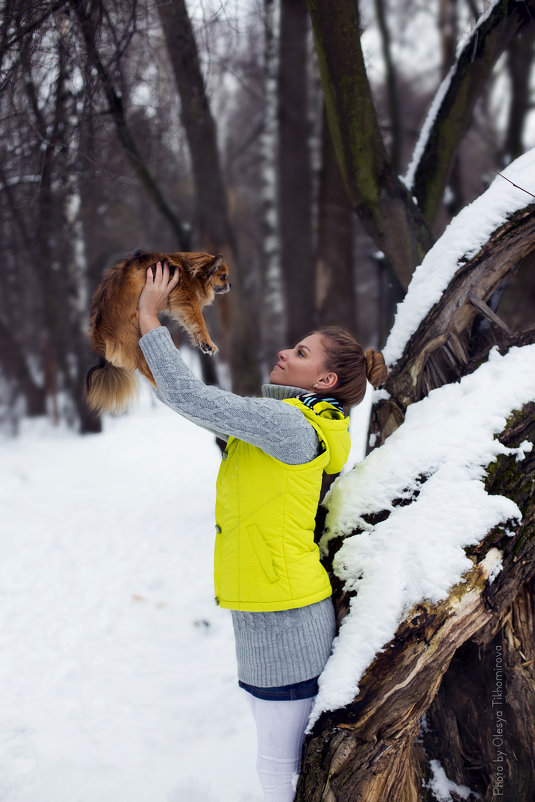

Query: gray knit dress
[140,326,337,689]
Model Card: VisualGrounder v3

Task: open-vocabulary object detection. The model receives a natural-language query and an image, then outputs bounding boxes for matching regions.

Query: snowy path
[1,392,260,802]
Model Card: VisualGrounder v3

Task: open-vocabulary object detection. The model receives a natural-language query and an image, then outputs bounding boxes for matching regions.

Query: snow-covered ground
[0,347,372,801]
[1,386,261,802]
[2,338,533,796]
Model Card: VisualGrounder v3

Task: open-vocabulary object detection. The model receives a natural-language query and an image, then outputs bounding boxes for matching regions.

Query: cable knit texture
[139,325,336,687]
[232,598,336,687]
[139,326,319,464]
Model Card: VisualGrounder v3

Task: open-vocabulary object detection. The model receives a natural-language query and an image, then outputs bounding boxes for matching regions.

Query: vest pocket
[246,524,278,584]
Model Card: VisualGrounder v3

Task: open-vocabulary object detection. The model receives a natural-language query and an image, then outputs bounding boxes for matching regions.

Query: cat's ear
[207,254,224,275]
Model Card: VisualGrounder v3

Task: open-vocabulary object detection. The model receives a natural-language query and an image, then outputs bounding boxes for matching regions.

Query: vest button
[215,524,221,534]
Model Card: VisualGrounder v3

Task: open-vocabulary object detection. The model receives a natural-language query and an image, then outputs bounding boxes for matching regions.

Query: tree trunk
[296,363,535,802]
[374,0,401,173]
[315,107,355,332]
[20,21,69,423]
[0,318,46,417]
[306,0,434,290]
[278,0,315,343]
[419,403,535,800]
[296,177,535,798]
[438,0,464,219]
[307,0,535,289]
[260,0,286,364]
[156,0,260,395]
[502,33,534,163]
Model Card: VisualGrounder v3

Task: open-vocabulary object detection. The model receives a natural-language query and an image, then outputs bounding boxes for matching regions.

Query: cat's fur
[85,249,230,414]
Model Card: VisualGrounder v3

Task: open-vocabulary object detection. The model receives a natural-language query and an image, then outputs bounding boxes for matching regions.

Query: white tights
[246,693,314,802]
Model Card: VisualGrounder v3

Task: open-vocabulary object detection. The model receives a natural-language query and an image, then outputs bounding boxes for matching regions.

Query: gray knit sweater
[139,326,336,687]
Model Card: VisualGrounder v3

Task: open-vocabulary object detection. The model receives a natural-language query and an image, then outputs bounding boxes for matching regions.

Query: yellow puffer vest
[214,397,351,611]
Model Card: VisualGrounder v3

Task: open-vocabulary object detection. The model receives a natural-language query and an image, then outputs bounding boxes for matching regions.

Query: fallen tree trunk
[296,401,535,802]
[296,167,535,799]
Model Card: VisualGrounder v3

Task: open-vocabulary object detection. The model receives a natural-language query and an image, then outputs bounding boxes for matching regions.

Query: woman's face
[269,333,337,392]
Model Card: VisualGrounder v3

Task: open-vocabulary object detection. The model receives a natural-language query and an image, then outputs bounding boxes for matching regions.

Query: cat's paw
[199,341,218,356]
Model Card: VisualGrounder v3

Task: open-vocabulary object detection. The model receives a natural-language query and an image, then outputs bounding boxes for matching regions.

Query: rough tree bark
[297,399,535,802]
[0,319,46,417]
[306,0,434,290]
[260,0,286,362]
[438,0,464,219]
[306,0,535,288]
[295,209,535,801]
[156,0,260,395]
[315,106,355,332]
[278,0,315,344]
[502,32,534,163]
[374,0,401,173]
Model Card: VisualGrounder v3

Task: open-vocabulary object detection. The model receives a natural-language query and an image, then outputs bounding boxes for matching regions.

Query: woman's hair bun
[364,348,388,388]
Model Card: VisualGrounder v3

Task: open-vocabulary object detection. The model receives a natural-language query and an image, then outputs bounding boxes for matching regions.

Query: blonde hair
[317,326,388,409]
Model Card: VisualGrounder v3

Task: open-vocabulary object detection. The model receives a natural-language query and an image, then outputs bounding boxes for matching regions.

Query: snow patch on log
[310,344,535,724]
[425,758,476,801]
[480,547,503,585]
[384,149,535,368]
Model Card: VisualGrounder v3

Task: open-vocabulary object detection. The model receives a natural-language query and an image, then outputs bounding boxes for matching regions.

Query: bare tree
[69,0,191,249]
[315,107,355,332]
[406,0,535,225]
[260,0,286,363]
[277,0,315,344]
[306,0,535,287]
[374,0,401,172]
[155,0,260,394]
[502,33,534,163]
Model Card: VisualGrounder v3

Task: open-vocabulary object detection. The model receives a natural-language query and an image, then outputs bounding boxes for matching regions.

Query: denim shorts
[239,675,319,701]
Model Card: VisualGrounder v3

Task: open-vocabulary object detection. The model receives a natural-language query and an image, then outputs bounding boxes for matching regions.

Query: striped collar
[262,384,344,414]
[298,393,344,414]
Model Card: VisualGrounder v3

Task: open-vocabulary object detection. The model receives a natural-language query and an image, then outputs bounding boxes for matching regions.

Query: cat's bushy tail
[85,358,139,414]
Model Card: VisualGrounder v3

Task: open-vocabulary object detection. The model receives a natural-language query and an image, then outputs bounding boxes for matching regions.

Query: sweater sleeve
[139,326,320,465]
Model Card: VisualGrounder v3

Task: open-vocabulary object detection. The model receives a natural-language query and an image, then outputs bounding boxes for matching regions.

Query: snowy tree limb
[372,202,535,443]
[406,0,535,225]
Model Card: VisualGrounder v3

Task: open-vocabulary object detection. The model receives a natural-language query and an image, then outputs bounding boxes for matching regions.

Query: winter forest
[1,0,535,800]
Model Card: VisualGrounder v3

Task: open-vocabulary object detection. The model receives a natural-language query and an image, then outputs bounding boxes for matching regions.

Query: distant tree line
[0,0,533,433]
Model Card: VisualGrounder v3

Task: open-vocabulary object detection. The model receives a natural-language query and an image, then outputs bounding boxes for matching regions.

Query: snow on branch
[403,0,502,192]
[384,148,535,369]
[309,343,535,725]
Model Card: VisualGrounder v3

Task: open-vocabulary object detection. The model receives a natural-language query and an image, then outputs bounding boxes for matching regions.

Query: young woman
[137,261,387,802]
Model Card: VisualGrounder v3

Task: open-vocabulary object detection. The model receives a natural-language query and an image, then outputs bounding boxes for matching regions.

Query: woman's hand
[138,260,180,336]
